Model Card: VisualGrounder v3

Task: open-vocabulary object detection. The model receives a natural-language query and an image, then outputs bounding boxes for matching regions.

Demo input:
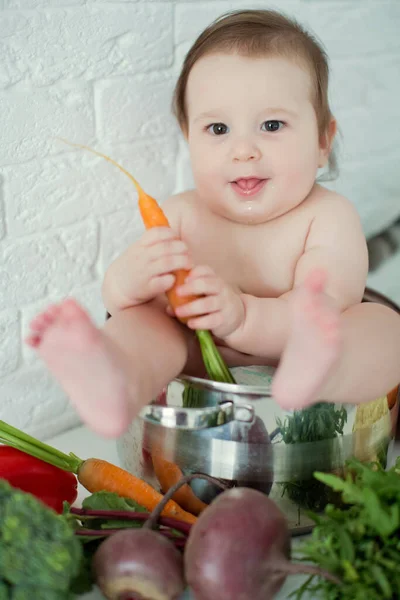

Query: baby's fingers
[149,254,192,277]
[187,312,223,331]
[147,239,189,261]
[140,227,177,246]
[175,295,220,319]
[184,264,215,281]
[176,274,221,298]
[148,274,176,295]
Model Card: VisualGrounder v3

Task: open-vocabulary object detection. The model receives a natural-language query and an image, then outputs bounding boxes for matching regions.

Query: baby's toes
[59,298,89,322]
[29,304,61,333]
[25,333,41,348]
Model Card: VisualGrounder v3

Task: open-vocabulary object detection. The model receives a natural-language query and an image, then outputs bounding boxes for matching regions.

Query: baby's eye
[207,123,229,135]
[261,120,285,132]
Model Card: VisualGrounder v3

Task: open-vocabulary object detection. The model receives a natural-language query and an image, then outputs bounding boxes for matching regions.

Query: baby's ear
[318,118,337,167]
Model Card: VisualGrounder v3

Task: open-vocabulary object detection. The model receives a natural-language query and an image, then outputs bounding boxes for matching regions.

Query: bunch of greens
[276,403,347,511]
[0,479,82,599]
[293,456,400,599]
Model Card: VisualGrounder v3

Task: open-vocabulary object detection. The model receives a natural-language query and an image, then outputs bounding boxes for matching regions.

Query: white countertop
[47,425,400,600]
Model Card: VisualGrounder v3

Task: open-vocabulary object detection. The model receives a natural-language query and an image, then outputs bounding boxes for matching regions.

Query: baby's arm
[224,195,368,358]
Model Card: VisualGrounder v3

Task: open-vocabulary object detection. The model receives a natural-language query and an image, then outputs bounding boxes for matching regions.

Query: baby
[27,9,400,437]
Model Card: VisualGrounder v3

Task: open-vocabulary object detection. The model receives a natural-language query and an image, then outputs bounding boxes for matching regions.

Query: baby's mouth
[230,178,268,197]
[234,178,264,190]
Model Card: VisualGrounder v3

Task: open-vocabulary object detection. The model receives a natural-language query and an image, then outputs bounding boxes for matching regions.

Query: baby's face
[186,52,326,224]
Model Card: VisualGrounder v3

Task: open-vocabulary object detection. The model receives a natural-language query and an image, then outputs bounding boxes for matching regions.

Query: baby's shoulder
[162,189,198,234]
[309,184,362,224]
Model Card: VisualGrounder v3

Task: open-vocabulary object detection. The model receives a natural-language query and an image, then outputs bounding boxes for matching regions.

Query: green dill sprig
[276,403,347,511]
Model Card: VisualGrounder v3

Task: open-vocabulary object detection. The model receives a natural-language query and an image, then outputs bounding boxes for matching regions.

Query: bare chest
[182,210,311,298]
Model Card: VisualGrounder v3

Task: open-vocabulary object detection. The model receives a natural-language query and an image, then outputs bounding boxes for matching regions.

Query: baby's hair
[172,9,338,179]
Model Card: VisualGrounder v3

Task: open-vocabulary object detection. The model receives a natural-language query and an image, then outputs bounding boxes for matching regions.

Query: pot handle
[139,401,255,430]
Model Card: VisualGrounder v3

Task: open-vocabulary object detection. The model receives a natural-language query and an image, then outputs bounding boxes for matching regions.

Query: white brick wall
[1,0,399,438]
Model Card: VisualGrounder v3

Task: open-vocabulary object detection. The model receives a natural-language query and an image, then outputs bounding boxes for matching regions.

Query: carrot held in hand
[58,139,236,384]
[0,420,196,525]
[57,138,195,317]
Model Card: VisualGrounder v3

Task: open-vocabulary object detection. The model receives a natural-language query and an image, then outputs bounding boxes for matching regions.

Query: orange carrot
[152,451,207,516]
[78,457,196,524]
[0,420,196,525]
[57,139,197,317]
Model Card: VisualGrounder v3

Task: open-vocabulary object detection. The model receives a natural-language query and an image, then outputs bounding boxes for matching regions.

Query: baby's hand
[133,227,194,303]
[104,228,192,308]
[172,265,245,338]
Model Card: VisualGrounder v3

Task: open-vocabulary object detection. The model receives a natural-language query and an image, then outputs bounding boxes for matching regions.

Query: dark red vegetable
[93,528,185,600]
[0,445,78,513]
[92,474,226,600]
[184,487,341,600]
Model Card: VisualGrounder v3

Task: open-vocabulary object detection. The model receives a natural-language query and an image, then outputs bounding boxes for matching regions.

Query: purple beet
[92,474,226,600]
[184,487,341,600]
[93,528,185,600]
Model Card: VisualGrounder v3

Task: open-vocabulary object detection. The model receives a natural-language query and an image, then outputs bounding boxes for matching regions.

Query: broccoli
[0,479,83,599]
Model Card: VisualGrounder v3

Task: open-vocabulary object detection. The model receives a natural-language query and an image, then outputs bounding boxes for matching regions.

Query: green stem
[0,420,83,473]
[196,330,236,384]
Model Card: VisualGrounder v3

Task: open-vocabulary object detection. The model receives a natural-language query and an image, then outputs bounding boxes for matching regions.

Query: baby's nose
[231,138,261,162]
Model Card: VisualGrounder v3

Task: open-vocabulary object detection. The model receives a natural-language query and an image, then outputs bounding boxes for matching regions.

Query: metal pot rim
[176,373,272,397]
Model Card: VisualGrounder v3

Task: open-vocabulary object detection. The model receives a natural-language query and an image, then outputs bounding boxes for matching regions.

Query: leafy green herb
[277,403,347,444]
[81,490,147,530]
[292,456,400,599]
[276,403,347,511]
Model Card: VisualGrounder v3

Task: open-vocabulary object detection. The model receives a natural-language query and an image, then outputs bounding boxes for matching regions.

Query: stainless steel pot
[116,288,400,534]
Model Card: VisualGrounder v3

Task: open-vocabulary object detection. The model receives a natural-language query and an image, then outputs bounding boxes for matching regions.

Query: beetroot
[93,528,185,600]
[185,487,341,600]
[92,473,226,600]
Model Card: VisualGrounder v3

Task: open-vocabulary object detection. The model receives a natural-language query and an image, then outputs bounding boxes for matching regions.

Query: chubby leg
[318,300,400,404]
[26,299,193,437]
[272,272,400,409]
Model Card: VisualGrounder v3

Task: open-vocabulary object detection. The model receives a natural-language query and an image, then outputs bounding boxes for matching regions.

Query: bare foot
[271,269,341,410]
[26,299,131,437]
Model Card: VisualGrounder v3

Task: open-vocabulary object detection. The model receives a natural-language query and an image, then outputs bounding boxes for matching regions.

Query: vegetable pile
[0,420,196,525]
[1,416,400,599]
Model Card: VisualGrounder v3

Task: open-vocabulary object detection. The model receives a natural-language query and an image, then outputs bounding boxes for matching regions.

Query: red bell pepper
[0,445,78,513]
